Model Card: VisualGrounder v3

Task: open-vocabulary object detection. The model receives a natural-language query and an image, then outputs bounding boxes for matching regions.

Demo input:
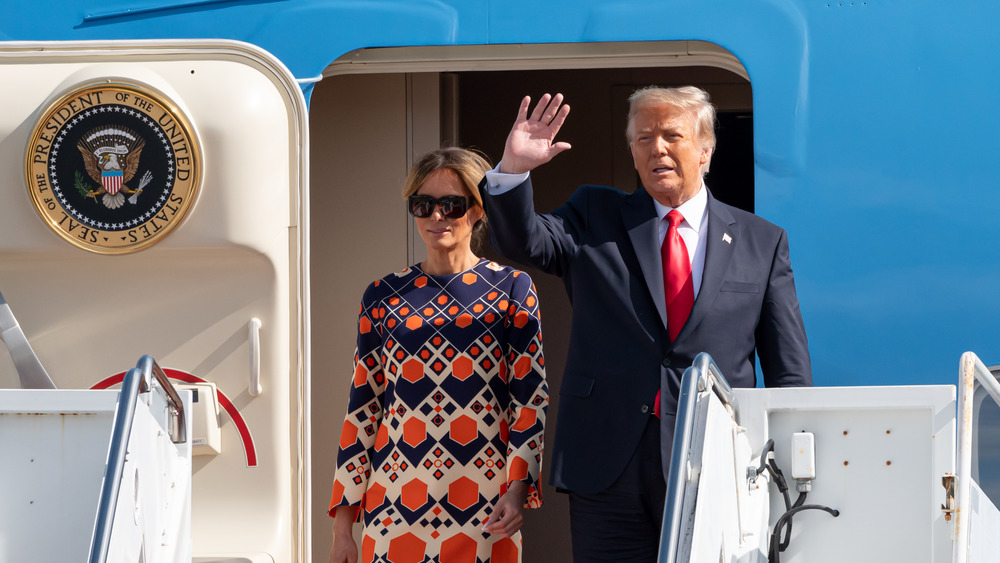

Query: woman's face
[413,168,484,255]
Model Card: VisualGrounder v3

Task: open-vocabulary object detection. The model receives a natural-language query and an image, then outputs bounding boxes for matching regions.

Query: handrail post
[954,351,1000,563]
[136,355,187,444]
[88,366,142,563]
[249,317,262,397]
[88,355,189,563]
[658,353,735,562]
[0,290,56,390]
[694,352,736,413]
[658,363,700,563]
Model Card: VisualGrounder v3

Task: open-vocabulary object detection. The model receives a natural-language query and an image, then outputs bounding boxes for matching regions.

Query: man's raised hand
[498,93,571,175]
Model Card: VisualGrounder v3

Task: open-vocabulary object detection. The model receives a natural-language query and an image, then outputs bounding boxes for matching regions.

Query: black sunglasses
[408,194,471,219]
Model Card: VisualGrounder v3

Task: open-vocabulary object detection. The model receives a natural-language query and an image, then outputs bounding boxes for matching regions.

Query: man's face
[629,103,710,208]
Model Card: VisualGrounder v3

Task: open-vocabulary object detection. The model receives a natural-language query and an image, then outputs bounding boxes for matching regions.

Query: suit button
[640,404,650,414]
[661,357,672,368]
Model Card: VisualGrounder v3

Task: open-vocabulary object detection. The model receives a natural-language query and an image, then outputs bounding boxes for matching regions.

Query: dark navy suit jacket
[481,177,812,494]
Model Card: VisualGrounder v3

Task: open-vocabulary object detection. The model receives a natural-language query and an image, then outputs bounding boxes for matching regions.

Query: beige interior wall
[308,72,441,562]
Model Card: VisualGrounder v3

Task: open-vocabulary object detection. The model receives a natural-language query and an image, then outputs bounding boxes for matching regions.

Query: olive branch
[74,171,98,202]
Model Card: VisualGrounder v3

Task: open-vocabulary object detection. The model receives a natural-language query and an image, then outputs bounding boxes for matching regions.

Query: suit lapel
[677,191,738,343]
[622,188,668,330]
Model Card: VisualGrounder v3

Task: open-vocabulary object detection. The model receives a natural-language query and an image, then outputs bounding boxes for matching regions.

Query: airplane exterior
[4,0,995,385]
[0,1,998,562]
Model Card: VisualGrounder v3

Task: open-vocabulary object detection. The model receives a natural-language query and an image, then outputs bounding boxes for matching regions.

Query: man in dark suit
[478,86,812,561]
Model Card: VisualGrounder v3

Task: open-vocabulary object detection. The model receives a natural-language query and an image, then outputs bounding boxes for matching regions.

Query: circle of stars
[47,104,176,231]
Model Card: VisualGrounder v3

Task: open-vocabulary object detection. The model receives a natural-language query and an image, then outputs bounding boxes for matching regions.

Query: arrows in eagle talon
[128,170,154,204]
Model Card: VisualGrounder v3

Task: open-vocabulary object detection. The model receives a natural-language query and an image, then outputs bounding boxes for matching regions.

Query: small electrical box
[791,432,816,480]
[176,382,222,456]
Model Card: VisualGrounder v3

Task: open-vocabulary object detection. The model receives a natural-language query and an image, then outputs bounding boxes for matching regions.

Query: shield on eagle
[77,126,145,209]
[102,170,124,195]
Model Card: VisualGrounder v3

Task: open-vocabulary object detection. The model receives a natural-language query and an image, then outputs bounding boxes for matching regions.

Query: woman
[328,147,548,563]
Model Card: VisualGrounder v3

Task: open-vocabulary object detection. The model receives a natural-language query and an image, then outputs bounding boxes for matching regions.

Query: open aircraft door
[0,40,310,562]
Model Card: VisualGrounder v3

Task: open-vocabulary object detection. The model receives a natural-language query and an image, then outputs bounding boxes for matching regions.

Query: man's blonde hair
[626,86,717,174]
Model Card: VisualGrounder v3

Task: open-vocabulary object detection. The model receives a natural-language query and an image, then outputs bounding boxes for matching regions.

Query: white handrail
[88,355,187,563]
[88,365,142,563]
[0,290,56,389]
[249,317,262,397]
[658,352,735,563]
[954,351,1000,563]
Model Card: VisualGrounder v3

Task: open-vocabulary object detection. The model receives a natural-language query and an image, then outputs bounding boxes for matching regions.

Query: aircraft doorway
[309,46,751,563]
[451,67,753,215]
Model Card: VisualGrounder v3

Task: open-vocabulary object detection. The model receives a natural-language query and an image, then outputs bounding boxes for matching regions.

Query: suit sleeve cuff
[484,165,530,195]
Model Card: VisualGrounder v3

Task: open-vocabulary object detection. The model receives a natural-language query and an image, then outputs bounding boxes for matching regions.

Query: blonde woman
[329,147,548,563]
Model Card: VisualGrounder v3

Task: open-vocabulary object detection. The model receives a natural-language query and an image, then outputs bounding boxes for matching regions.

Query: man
[479,86,812,561]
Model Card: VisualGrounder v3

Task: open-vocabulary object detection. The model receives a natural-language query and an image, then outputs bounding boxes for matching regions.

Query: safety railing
[658,352,736,563]
[953,351,1000,563]
[137,355,187,445]
[0,289,56,389]
[87,355,186,563]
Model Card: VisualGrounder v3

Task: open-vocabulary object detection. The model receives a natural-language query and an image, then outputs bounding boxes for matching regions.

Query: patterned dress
[330,258,548,563]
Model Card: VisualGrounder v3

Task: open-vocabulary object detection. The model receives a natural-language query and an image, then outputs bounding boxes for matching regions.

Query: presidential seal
[25,82,201,254]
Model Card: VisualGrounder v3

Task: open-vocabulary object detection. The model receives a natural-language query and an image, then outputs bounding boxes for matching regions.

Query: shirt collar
[652,183,708,233]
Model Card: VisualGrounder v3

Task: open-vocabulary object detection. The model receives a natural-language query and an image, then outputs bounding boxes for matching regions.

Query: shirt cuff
[483,165,530,195]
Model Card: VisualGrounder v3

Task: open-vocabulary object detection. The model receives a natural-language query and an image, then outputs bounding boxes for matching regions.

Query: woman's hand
[328,506,359,563]
[481,481,529,537]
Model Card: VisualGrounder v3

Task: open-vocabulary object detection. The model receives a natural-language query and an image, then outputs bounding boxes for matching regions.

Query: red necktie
[662,210,694,342]
[655,210,694,418]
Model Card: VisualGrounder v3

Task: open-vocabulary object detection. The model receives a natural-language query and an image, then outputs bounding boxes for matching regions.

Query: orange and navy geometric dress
[329,258,548,563]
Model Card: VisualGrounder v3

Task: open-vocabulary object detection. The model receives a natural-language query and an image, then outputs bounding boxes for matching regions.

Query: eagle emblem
[77,126,151,209]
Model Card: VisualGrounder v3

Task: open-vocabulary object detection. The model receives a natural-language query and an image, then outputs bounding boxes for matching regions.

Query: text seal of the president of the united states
[25,81,202,254]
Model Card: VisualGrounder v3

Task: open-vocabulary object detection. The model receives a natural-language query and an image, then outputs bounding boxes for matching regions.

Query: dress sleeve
[503,270,549,508]
[329,281,387,517]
